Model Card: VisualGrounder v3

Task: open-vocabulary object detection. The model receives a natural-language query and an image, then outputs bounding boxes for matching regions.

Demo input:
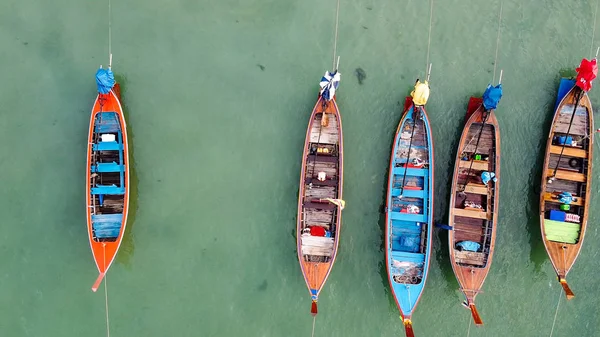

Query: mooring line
[332,0,341,70]
[591,0,599,58]
[549,286,562,337]
[492,1,504,84]
[425,0,434,75]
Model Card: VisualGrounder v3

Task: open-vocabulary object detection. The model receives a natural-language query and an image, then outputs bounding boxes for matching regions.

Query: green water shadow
[113,73,139,269]
[376,98,405,312]
[432,97,468,293]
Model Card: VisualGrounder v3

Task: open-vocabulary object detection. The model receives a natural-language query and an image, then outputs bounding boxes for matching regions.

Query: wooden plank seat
[464,183,488,195]
[393,167,427,177]
[546,169,586,182]
[454,250,486,266]
[543,192,584,206]
[307,155,339,163]
[391,188,425,198]
[390,211,427,223]
[549,145,587,158]
[91,184,125,195]
[458,160,489,171]
[92,162,123,173]
[93,141,122,151]
[391,250,425,263]
[453,208,490,220]
[305,177,338,187]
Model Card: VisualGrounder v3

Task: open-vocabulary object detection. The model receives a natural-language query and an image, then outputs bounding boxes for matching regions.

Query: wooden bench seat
[307,155,339,163]
[546,169,586,182]
[464,183,488,195]
[458,160,489,171]
[453,208,491,220]
[549,145,587,158]
[543,192,584,206]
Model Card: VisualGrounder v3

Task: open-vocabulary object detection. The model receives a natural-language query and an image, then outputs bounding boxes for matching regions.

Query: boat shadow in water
[113,74,138,269]
[377,100,404,311]
[525,72,574,272]
[433,101,466,293]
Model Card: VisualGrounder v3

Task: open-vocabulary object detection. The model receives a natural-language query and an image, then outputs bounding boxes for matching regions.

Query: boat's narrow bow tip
[403,318,415,337]
[469,304,484,326]
[559,278,575,300]
[91,273,106,292]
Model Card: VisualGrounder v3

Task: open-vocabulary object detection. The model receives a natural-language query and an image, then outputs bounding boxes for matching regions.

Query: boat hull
[86,89,130,280]
[385,98,434,322]
[296,96,343,306]
[539,83,593,295]
[448,100,500,323]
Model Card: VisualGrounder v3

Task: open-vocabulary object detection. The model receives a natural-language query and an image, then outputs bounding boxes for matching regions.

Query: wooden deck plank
[547,169,586,182]
[309,113,340,144]
[549,145,587,158]
[553,105,589,136]
[454,250,486,266]
[304,185,336,199]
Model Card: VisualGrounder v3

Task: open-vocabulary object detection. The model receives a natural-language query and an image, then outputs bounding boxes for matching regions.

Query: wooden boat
[385,91,434,337]
[297,70,344,316]
[87,66,130,292]
[448,91,501,326]
[540,77,594,300]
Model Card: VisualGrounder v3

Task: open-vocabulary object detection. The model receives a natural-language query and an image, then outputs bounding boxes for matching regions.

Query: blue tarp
[483,84,503,110]
[95,68,115,94]
[319,71,341,101]
[555,78,576,110]
[481,171,497,185]
[457,241,481,252]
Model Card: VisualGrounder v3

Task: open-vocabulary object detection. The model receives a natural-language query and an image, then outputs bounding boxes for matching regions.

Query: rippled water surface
[1,0,600,336]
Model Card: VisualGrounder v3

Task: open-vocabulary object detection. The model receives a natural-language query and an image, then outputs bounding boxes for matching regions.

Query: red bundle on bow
[576,58,598,91]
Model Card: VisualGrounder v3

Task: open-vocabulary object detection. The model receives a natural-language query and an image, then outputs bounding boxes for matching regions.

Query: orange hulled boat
[87,60,130,292]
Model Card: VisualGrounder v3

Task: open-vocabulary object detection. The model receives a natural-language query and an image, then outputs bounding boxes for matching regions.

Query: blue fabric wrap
[483,84,502,110]
[481,171,496,185]
[457,241,481,252]
[96,68,115,94]
[558,192,573,204]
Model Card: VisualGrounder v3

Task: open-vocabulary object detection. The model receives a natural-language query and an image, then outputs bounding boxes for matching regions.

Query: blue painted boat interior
[386,106,433,317]
[91,112,125,239]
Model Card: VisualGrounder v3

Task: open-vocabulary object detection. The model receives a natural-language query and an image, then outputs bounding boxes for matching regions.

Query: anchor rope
[492,1,503,83]
[549,286,562,337]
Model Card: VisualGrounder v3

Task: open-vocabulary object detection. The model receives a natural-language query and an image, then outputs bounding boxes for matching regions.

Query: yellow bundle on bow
[411,80,430,106]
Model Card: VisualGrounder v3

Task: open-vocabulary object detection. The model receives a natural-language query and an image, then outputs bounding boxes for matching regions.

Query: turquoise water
[1,0,600,336]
